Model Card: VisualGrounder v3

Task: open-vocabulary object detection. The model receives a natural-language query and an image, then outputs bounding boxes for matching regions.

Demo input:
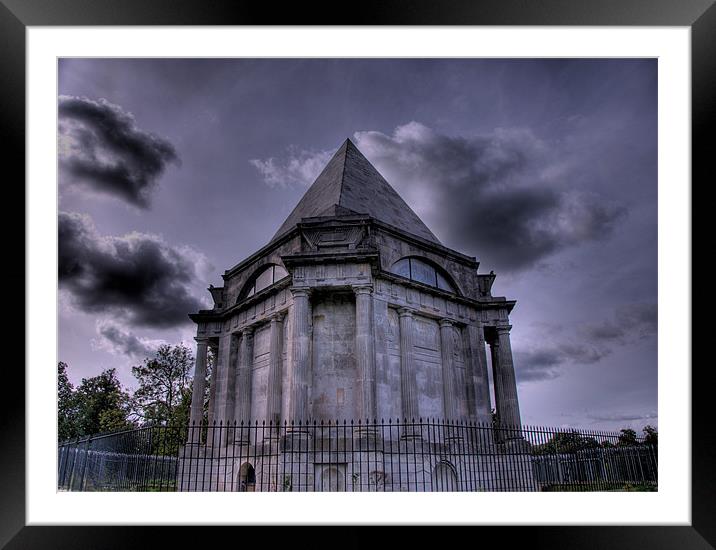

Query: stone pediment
[301,223,368,251]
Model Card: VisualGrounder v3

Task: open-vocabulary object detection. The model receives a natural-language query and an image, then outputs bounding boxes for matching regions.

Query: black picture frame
[4,1,710,547]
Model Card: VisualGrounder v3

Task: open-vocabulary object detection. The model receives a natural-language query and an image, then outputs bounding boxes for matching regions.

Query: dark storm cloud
[59,211,206,328]
[515,343,608,382]
[583,302,657,343]
[514,302,657,383]
[353,123,627,271]
[94,320,163,359]
[59,95,179,208]
[251,122,626,271]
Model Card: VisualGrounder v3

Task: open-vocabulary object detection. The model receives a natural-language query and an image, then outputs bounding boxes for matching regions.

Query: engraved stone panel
[249,323,271,421]
[310,293,358,420]
[412,315,443,418]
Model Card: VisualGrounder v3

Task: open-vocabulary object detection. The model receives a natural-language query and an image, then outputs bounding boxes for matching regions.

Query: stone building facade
[180,139,528,491]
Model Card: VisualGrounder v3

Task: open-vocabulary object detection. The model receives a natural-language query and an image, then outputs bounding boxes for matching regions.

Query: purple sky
[57,58,657,431]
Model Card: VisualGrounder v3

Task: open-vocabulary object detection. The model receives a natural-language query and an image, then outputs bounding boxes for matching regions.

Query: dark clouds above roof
[59,211,207,328]
[354,122,627,272]
[514,302,657,383]
[251,121,628,272]
[59,95,179,208]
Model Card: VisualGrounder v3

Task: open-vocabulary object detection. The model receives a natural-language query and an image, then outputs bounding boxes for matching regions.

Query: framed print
[4,0,712,547]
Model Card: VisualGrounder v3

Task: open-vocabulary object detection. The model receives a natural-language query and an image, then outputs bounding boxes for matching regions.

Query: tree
[533,430,600,455]
[617,428,639,447]
[131,344,195,427]
[58,362,79,441]
[643,425,658,447]
[73,368,134,436]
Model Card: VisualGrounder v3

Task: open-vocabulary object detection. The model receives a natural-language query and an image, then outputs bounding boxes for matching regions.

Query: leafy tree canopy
[131,343,195,427]
[59,364,134,440]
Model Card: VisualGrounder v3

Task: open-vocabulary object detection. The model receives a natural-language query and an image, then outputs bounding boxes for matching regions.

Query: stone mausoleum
[180,139,530,491]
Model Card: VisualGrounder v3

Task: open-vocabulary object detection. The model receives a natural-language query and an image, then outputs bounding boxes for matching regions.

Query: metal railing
[58,419,657,492]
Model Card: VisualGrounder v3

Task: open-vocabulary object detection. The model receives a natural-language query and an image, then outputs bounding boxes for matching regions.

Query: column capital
[194,337,210,345]
[397,307,415,318]
[269,311,286,323]
[495,324,513,334]
[353,284,374,296]
[439,318,454,328]
[290,287,312,299]
[240,325,255,337]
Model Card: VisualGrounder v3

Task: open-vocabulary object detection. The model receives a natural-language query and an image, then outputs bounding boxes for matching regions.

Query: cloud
[92,320,166,359]
[585,411,658,423]
[583,302,657,344]
[59,211,210,328]
[59,95,179,208]
[250,123,626,271]
[515,343,608,382]
[249,146,334,189]
[352,122,626,271]
[514,302,656,383]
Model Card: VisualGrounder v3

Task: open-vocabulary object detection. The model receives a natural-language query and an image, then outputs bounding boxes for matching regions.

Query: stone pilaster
[266,312,285,432]
[398,308,419,424]
[354,284,376,422]
[289,288,312,428]
[439,319,458,421]
[233,327,254,444]
[494,325,522,432]
[188,338,209,444]
[207,340,225,446]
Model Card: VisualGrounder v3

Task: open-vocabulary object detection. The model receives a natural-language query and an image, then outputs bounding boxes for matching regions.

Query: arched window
[239,263,289,301]
[390,257,458,293]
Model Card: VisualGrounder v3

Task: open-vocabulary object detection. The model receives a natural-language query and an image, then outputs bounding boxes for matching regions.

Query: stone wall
[310,292,358,420]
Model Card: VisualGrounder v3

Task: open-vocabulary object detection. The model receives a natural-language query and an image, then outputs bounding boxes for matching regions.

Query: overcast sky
[58,58,657,431]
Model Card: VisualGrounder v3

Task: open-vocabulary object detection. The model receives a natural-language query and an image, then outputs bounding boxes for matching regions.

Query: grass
[542,482,657,492]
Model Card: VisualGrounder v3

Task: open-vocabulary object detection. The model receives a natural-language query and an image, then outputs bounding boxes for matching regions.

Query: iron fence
[58,419,657,492]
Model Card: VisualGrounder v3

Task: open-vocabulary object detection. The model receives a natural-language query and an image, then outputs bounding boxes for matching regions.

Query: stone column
[206,345,217,428]
[266,312,285,433]
[289,288,312,429]
[439,319,458,421]
[206,340,224,446]
[354,285,376,422]
[188,338,209,444]
[233,327,254,444]
[467,322,492,425]
[398,308,419,430]
[217,333,239,422]
[494,325,522,433]
[217,333,239,446]
[489,336,505,424]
